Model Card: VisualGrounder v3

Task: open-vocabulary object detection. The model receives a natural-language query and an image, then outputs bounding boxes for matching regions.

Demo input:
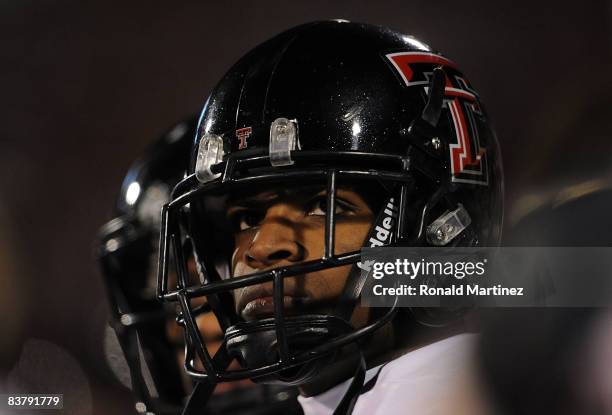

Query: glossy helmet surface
[98,117,195,414]
[158,20,503,390]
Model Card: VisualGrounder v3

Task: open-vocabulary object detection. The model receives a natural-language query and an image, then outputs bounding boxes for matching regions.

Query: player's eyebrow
[229,191,280,206]
[227,186,325,207]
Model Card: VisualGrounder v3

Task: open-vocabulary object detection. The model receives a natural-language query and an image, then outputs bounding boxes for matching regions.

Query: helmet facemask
[157,147,478,386]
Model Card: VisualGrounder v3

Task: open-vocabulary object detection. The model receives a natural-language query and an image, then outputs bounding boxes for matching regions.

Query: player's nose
[245,204,305,268]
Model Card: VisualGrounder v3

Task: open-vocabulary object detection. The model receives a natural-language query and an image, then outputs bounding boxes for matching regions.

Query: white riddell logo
[357,198,397,271]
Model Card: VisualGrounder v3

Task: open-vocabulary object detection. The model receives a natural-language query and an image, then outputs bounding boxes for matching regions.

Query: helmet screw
[431,137,441,150]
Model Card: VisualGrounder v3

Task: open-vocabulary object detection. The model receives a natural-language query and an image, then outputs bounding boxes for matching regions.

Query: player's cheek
[324,264,352,296]
[311,217,372,300]
[196,312,223,341]
[232,234,249,265]
[302,264,353,303]
[335,218,372,253]
[299,224,324,259]
[298,220,369,299]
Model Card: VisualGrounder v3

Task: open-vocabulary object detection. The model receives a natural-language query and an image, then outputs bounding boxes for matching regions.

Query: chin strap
[332,354,366,415]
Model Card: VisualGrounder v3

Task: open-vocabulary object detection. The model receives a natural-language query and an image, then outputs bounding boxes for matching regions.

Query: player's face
[227,186,375,323]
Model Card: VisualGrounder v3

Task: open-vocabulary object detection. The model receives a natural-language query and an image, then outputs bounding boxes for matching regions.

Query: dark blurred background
[1,0,611,413]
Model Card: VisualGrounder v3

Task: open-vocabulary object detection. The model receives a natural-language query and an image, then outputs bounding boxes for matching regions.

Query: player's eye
[306,196,355,216]
[229,209,265,231]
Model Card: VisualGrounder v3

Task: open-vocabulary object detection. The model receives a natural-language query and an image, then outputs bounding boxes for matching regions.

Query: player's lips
[237,286,310,321]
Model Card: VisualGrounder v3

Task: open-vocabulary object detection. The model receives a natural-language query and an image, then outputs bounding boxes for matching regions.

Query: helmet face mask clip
[269,117,300,166]
[195,134,225,183]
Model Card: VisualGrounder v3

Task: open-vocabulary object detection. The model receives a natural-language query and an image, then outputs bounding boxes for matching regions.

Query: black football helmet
[158,20,503,414]
[97,118,195,414]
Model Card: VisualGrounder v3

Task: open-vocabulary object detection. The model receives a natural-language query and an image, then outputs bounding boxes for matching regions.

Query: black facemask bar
[156,149,462,384]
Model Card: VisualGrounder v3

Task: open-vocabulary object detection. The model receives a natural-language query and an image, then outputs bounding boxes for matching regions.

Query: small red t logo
[236,127,252,150]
